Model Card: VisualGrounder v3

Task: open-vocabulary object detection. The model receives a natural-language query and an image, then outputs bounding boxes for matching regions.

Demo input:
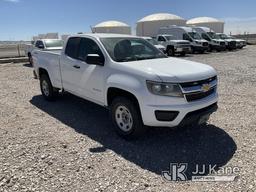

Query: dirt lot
[0,46,255,192]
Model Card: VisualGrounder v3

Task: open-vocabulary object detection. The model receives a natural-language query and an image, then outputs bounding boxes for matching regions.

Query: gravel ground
[0,46,255,192]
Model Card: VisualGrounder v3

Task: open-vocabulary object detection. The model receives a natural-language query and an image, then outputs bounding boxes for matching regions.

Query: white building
[45,33,59,39]
[92,20,131,34]
[187,17,224,33]
[136,13,187,37]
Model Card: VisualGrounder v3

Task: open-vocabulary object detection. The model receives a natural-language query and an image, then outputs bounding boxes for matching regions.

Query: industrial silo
[187,17,224,33]
[92,20,131,34]
[136,13,187,37]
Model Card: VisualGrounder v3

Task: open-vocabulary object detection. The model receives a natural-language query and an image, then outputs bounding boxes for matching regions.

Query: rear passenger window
[77,38,103,61]
[65,37,80,59]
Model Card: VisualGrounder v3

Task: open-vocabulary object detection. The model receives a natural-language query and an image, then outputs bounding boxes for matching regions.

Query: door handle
[73,65,80,69]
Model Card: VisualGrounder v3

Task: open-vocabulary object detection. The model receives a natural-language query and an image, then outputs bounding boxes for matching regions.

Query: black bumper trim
[179,103,218,127]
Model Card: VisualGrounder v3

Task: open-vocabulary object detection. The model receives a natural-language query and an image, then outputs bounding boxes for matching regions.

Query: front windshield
[219,34,229,39]
[44,39,64,48]
[146,38,158,45]
[207,32,219,39]
[164,35,176,41]
[188,32,202,40]
[100,37,167,62]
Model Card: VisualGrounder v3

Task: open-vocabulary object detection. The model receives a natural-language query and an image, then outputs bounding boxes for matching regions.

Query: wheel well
[167,45,174,50]
[107,88,139,107]
[38,68,49,78]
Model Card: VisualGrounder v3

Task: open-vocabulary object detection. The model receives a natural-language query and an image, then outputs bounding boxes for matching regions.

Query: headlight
[146,81,183,97]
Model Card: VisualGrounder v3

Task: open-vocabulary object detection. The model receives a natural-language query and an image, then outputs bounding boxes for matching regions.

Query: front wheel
[110,97,145,139]
[180,52,186,56]
[167,47,175,56]
[40,74,58,101]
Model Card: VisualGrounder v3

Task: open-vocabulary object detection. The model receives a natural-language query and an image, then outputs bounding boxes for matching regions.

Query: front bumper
[211,44,226,51]
[192,45,209,52]
[140,91,218,128]
[175,47,191,53]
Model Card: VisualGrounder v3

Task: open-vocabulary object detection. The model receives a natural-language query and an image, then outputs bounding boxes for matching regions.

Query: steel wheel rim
[42,80,50,96]
[115,105,133,132]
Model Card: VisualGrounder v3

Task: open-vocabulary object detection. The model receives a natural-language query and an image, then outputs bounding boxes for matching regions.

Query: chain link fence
[0,44,28,59]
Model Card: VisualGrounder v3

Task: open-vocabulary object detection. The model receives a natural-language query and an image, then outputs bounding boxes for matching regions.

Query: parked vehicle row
[142,26,247,56]
[32,33,219,139]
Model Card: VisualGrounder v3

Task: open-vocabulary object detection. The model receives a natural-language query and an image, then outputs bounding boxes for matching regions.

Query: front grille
[180,76,217,102]
[203,42,208,47]
[220,42,225,46]
[180,76,217,88]
[230,41,236,47]
[185,88,215,102]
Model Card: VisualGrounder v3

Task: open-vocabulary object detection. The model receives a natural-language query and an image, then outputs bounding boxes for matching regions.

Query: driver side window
[158,36,166,42]
[35,41,44,49]
[183,34,192,42]
[77,38,104,62]
[202,34,211,41]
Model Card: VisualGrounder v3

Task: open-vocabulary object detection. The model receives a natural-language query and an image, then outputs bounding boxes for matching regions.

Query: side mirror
[85,54,104,66]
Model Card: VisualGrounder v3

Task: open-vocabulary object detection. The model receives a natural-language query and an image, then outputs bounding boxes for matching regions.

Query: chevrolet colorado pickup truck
[33,34,218,139]
[156,34,191,56]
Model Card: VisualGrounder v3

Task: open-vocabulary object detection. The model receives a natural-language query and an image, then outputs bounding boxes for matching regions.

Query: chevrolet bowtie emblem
[201,84,211,92]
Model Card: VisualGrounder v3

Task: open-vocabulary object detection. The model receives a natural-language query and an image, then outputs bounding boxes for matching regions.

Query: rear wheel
[110,97,145,139]
[40,74,58,101]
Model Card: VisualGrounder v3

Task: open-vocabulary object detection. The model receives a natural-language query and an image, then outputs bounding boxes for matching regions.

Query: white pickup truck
[33,33,218,139]
[25,39,64,65]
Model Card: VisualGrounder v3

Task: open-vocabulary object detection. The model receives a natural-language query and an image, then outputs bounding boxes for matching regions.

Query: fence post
[17,44,21,57]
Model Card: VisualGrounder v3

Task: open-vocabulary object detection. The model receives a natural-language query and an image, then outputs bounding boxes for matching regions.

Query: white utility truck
[32,34,218,139]
[158,26,209,54]
[193,27,226,52]
[142,37,166,53]
[156,34,191,56]
[26,39,64,65]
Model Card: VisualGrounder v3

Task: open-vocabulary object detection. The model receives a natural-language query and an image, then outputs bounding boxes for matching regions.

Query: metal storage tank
[186,17,224,33]
[136,13,187,37]
[92,20,131,34]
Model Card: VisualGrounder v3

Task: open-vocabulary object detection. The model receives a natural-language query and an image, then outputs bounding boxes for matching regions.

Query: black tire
[167,47,175,56]
[28,53,33,65]
[180,52,186,56]
[199,50,205,54]
[110,97,145,139]
[40,74,58,101]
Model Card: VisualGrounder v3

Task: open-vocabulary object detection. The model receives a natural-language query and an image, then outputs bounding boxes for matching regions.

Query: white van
[192,27,226,52]
[158,26,209,53]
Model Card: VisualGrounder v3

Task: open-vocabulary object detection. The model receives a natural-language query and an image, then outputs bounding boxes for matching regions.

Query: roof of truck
[70,33,138,38]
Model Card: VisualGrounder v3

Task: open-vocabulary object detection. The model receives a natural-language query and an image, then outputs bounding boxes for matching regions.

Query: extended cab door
[60,37,106,105]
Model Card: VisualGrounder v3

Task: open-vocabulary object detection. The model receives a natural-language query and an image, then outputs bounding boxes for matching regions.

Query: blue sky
[1,0,256,40]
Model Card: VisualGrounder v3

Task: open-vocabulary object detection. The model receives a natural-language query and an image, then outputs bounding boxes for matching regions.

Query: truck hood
[168,40,190,44]
[120,57,217,83]
[195,39,208,43]
[154,44,165,49]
